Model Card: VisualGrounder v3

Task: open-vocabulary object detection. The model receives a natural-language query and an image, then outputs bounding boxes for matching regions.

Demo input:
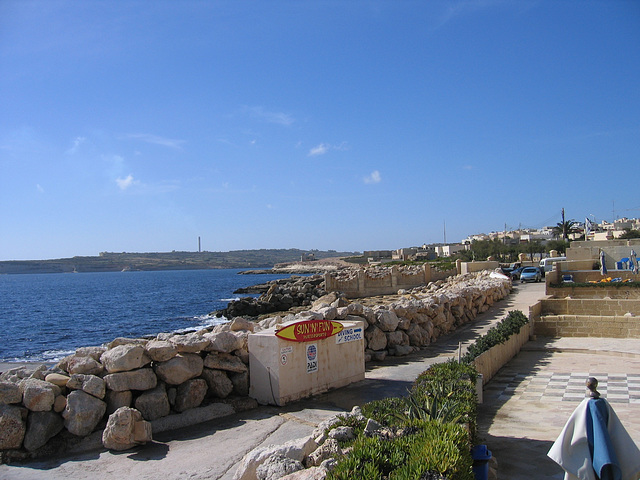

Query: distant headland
[0,249,360,275]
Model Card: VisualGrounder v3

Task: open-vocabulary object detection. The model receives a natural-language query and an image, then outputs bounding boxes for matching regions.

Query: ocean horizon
[0,269,292,363]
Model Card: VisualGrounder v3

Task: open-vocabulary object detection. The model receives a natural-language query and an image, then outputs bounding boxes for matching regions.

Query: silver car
[520,267,542,283]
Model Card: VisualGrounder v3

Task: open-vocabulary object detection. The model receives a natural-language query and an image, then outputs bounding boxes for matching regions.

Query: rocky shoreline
[1,268,511,467]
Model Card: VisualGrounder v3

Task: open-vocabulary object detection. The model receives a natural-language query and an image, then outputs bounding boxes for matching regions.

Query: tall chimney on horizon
[198,236,201,253]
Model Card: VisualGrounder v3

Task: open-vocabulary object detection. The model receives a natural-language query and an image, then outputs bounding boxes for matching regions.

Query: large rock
[386,330,409,348]
[364,325,387,351]
[63,390,107,437]
[204,352,248,373]
[103,368,158,392]
[205,331,243,353]
[66,355,104,376]
[256,454,304,480]
[75,346,107,361]
[375,309,400,332]
[0,404,26,449]
[154,354,204,385]
[233,436,317,480]
[67,374,106,399]
[169,333,210,353]
[23,410,64,452]
[101,344,150,373]
[20,378,60,412]
[230,317,256,332]
[145,339,178,362]
[406,323,430,347]
[201,369,233,399]
[280,466,328,480]
[102,407,152,451]
[135,384,170,421]
[45,373,70,388]
[0,381,22,404]
[105,390,132,415]
[174,378,208,412]
[230,371,249,396]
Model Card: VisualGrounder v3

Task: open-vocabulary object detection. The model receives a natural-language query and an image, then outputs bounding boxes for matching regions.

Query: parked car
[510,267,526,280]
[501,262,522,277]
[520,266,542,283]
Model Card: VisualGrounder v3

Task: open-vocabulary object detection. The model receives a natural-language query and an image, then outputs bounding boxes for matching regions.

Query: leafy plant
[462,310,528,363]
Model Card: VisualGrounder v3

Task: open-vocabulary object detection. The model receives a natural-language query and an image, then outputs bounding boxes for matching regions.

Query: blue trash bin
[471,445,492,480]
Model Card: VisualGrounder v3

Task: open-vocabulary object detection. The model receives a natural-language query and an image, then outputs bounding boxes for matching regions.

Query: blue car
[520,267,542,283]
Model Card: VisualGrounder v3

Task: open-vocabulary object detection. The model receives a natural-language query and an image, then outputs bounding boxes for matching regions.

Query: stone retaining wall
[534,315,640,338]
[0,270,511,461]
[473,323,531,385]
[540,298,640,316]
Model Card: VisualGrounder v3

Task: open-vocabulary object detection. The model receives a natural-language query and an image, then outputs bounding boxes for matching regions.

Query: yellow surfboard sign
[275,320,344,342]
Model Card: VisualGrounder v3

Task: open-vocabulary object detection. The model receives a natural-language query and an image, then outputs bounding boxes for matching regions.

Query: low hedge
[461,310,528,363]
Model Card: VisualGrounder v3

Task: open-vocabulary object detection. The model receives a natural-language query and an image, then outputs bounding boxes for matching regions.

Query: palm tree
[553,220,578,241]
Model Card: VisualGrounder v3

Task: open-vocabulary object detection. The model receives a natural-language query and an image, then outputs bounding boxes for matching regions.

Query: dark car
[510,267,526,280]
[520,266,542,283]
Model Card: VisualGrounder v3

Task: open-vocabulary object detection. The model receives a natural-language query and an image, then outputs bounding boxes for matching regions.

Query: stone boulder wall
[0,270,510,462]
[0,325,254,461]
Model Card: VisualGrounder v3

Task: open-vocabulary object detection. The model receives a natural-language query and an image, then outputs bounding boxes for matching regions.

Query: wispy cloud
[66,136,86,155]
[123,133,185,149]
[116,174,139,190]
[364,170,382,184]
[36,184,45,193]
[433,0,506,30]
[243,106,294,126]
[308,142,349,157]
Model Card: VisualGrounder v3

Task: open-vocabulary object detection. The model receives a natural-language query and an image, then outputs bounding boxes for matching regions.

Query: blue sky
[1,1,639,260]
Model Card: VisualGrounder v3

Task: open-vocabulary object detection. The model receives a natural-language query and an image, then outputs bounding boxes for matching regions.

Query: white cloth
[548,398,640,480]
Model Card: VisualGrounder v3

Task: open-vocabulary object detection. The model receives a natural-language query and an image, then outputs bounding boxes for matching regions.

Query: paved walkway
[3,281,639,479]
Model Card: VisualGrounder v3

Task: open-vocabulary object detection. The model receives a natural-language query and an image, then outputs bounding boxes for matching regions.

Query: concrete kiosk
[248,319,365,406]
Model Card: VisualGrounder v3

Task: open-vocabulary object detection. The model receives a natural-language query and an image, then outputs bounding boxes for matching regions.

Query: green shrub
[461,310,528,363]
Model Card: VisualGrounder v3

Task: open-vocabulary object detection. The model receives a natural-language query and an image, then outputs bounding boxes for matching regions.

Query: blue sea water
[0,269,292,363]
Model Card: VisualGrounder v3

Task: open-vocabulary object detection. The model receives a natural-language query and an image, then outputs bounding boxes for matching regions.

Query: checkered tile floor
[485,372,640,404]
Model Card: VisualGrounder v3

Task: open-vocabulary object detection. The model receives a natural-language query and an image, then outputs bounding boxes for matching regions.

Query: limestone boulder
[201,368,233,399]
[230,371,249,396]
[204,352,248,373]
[280,466,328,480]
[101,344,150,373]
[256,454,304,480]
[375,309,400,332]
[169,333,210,353]
[316,306,337,321]
[105,390,132,415]
[406,324,430,347]
[0,381,22,404]
[364,325,387,351]
[75,346,107,361]
[306,438,342,467]
[154,354,203,385]
[134,384,170,421]
[102,407,152,451]
[20,378,60,412]
[205,331,243,353]
[63,390,106,437]
[0,404,26,449]
[145,339,178,362]
[174,378,208,412]
[23,410,64,452]
[233,436,317,480]
[53,395,67,413]
[67,374,106,399]
[103,368,157,392]
[386,330,410,348]
[230,317,256,332]
[45,373,70,388]
[106,337,148,349]
[66,355,104,376]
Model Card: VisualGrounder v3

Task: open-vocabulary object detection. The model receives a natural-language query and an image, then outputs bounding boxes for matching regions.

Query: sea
[0,269,294,363]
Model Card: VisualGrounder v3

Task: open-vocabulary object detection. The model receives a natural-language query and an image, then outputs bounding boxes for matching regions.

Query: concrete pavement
[6,281,639,479]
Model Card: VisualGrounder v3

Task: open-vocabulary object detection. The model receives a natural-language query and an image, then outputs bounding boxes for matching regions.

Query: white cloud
[123,133,185,149]
[116,174,138,190]
[243,106,294,126]
[364,170,382,184]
[66,136,86,154]
[36,184,44,193]
[308,142,349,157]
[309,143,329,156]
